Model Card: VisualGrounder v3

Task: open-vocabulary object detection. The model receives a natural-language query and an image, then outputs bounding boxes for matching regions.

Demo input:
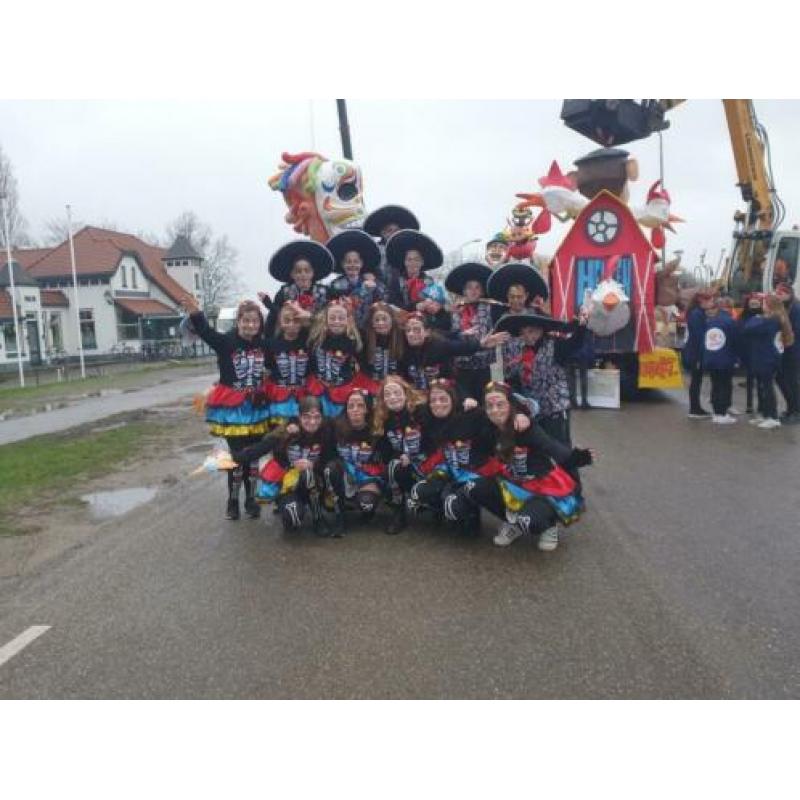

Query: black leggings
[709,369,733,416]
[225,435,262,500]
[756,375,778,420]
[387,459,419,495]
[776,357,800,415]
[513,496,559,537]
[278,468,322,529]
[442,477,505,523]
[688,365,706,413]
[323,460,381,514]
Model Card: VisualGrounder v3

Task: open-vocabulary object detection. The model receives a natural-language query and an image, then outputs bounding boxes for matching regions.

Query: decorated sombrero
[326,229,381,273]
[486,261,549,303]
[493,311,570,336]
[385,230,444,272]
[445,262,492,296]
[268,240,334,284]
[363,205,420,238]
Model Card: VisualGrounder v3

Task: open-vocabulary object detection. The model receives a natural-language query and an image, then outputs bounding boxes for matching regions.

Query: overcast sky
[3,99,800,297]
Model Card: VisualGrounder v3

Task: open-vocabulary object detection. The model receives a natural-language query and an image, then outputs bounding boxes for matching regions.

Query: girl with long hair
[306,300,363,417]
[743,293,796,429]
[327,230,387,328]
[324,388,385,536]
[232,396,336,535]
[180,294,270,521]
[481,382,594,551]
[264,302,311,427]
[359,302,405,390]
[373,376,433,534]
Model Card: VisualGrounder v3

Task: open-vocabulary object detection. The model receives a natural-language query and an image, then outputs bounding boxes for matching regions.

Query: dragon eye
[337,181,358,202]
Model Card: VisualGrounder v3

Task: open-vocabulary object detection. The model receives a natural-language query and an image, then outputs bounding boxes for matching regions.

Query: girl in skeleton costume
[324,388,385,536]
[495,311,587,447]
[306,300,363,417]
[232,397,336,535]
[480,382,594,552]
[327,230,387,329]
[363,204,420,285]
[398,312,508,393]
[181,294,270,521]
[486,262,550,382]
[445,262,500,401]
[385,230,447,317]
[358,302,405,393]
[264,303,311,426]
[373,376,440,535]
[263,240,334,337]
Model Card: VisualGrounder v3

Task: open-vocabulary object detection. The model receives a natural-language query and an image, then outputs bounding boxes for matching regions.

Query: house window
[79,308,97,349]
[2,323,19,356]
[49,314,63,351]
[121,266,128,287]
[132,268,138,289]
[24,295,37,303]
[194,272,200,290]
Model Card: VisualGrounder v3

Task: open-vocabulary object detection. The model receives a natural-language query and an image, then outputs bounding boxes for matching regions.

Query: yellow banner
[638,348,684,389]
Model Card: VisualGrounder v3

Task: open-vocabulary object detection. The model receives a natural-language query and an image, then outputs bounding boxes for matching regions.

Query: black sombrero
[493,312,570,336]
[363,205,420,239]
[268,240,334,284]
[385,230,443,272]
[486,262,549,303]
[445,262,492,296]
[326,229,382,274]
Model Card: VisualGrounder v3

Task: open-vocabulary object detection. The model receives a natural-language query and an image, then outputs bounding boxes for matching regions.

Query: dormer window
[132,268,137,289]
[121,266,127,287]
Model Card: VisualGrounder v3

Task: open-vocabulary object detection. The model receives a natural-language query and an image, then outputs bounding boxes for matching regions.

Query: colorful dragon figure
[268,151,366,243]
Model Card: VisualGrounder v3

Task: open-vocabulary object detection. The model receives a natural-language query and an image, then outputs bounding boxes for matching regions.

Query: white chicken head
[587,255,631,337]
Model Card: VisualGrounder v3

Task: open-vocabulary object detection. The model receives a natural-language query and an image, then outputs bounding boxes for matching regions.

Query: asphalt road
[0,373,217,445]
[1,384,798,698]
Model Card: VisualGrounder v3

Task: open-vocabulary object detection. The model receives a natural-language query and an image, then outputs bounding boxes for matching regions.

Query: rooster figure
[587,256,631,338]
[634,180,684,250]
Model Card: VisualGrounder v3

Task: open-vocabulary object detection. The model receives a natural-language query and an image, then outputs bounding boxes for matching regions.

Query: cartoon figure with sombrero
[327,229,387,328]
[494,310,588,446]
[362,205,420,283]
[385,229,447,316]
[263,240,334,336]
[445,261,499,400]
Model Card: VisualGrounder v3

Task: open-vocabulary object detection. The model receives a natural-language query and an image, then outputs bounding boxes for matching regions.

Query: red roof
[114,297,179,317]
[25,227,188,305]
[0,290,13,319]
[41,290,69,308]
[11,248,52,270]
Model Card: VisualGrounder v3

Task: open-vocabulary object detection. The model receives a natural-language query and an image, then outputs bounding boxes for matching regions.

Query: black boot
[310,493,331,537]
[226,469,241,520]
[462,507,481,537]
[330,501,347,538]
[385,501,407,535]
[243,477,261,519]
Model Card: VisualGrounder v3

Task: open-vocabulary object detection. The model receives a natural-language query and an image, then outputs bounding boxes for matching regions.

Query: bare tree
[0,144,32,248]
[165,210,243,314]
[42,213,85,245]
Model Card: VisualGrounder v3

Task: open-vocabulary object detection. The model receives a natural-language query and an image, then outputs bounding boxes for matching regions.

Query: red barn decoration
[549,190,659,355]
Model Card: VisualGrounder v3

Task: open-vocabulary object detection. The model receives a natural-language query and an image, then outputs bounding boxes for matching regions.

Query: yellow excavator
[560,99,799,302]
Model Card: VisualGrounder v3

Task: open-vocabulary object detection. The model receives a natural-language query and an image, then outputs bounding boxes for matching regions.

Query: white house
[1,226,202,368]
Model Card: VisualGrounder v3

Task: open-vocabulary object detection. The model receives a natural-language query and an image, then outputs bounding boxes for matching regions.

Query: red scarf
[521,346,536,387]
[407,277,426,304]
[296,291,315,310]
[459,303,478,332]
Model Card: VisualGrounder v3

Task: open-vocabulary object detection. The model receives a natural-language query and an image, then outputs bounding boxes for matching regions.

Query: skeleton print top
[330,275,388,327]
[376,409,426,465]
[450,301,496,370]
[361,334,399,381]
[190,311,268,391]
[267,330,310,388]
[311,334,359,387]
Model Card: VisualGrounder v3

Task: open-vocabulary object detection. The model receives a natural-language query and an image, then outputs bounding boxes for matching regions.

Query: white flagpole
[1,194,25,388]
[66,204,86,379]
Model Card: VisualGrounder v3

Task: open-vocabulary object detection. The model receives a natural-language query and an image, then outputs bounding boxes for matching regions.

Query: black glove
[564,448,593,470]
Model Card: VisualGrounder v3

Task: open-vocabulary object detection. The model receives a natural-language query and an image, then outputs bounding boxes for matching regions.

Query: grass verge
[0,418,167,536]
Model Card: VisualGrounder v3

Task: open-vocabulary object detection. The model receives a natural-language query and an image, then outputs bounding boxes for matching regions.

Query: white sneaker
[748,415,765,425]
[728,406,744,416]
[537,525,559,552]
[712,414,737,425]
[757,418,781,429]
[494,522,524,547]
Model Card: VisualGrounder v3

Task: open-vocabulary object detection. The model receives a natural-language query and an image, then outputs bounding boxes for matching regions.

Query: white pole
[66,204,86,379]
[1,194,25,388]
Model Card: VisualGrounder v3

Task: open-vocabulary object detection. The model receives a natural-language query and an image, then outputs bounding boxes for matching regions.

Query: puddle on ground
[80,487,158,519]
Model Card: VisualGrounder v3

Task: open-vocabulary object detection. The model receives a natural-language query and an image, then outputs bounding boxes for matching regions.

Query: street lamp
[1,193,25,388]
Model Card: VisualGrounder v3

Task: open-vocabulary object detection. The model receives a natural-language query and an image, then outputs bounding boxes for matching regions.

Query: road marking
[0,626,51,669]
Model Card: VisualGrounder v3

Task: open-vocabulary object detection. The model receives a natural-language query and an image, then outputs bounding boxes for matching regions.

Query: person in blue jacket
[701,297,740,425]
[744,293,797,429]
[682,289,715,418]
[738,293,764,415]
[774,283,800,424]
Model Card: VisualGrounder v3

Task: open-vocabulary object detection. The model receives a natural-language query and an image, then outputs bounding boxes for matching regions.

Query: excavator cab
[561,100,671,146]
